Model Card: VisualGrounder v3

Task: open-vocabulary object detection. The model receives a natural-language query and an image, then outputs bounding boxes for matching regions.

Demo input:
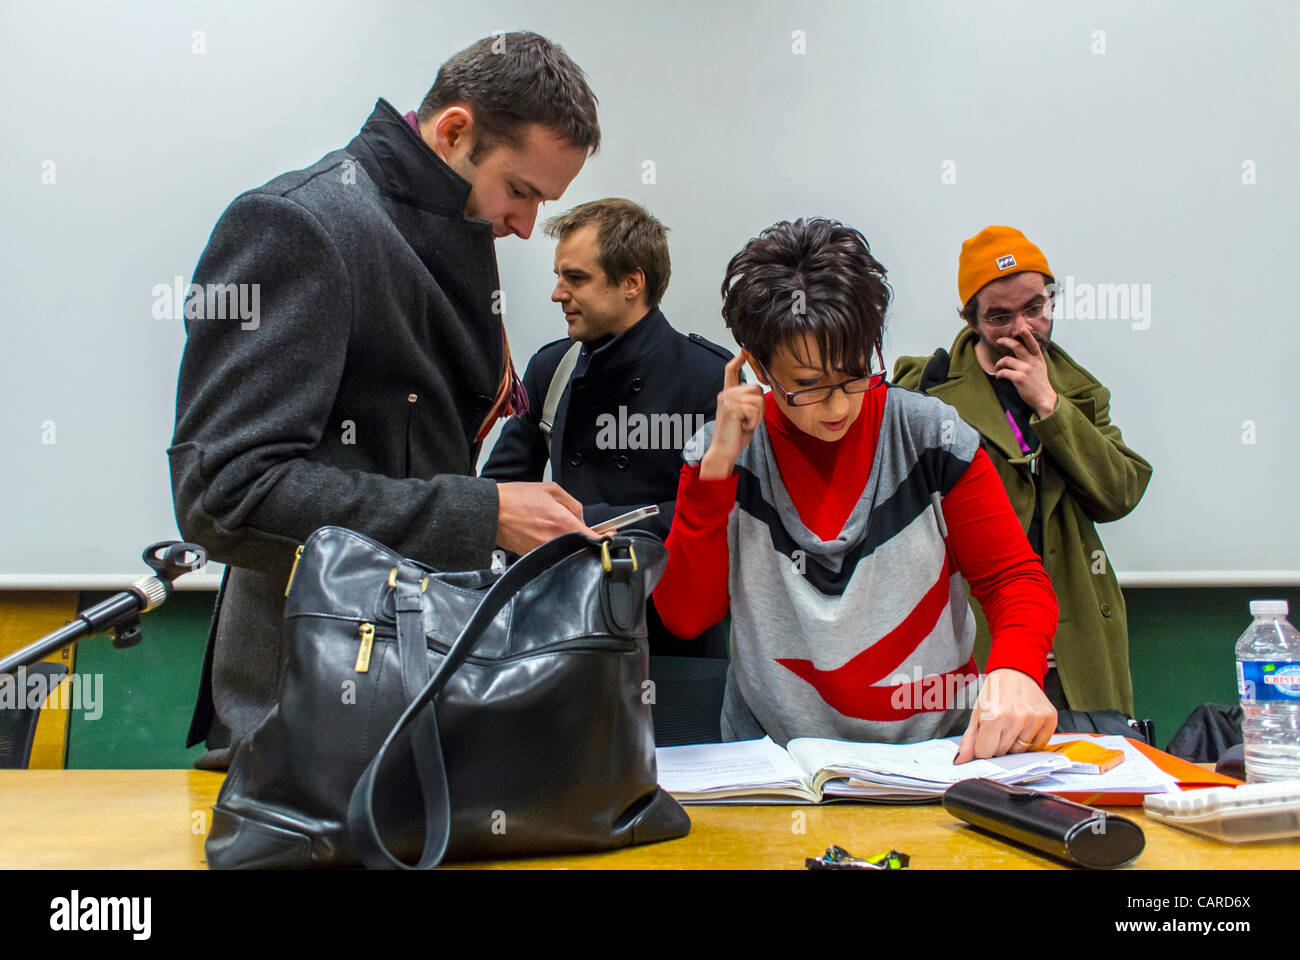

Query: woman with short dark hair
[652,218,1059,762]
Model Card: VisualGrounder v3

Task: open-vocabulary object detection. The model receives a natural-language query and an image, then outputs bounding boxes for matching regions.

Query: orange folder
[1045,735,1242,806]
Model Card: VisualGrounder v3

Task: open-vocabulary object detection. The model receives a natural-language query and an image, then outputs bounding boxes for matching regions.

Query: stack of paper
[653,737,821,803]
[792,737,1076,802]
[655,733,1187,804]
[655,735,1076,804]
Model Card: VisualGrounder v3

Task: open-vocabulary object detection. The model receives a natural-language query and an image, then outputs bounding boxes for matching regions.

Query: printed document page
[786,736,1072,793]
[656,737,814,800]
[1023,734,1180,793]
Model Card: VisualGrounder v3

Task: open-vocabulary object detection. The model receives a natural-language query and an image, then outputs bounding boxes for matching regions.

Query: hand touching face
[970,272,1058,418]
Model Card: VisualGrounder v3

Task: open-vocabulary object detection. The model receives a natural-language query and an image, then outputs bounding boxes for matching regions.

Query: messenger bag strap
[346,531,603,870]
[538,341,582,439]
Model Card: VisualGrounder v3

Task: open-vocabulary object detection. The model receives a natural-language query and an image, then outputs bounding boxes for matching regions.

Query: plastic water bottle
[1236,600,1300,783]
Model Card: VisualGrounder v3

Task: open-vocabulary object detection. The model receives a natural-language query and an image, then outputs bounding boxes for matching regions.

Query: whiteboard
[1,0,1296,587]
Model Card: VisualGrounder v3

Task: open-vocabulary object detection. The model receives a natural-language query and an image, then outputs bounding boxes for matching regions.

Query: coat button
[631,378,644,392]
[569,451,583,467]
[1100,603,1112,617]
[615,455,630,470]
[407,393,418,403]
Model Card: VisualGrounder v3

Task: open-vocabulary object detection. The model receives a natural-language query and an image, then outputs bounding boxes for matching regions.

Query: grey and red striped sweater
[653,385,1057,746]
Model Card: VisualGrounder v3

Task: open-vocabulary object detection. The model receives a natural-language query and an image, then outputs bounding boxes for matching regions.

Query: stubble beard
[980,326,1053,361]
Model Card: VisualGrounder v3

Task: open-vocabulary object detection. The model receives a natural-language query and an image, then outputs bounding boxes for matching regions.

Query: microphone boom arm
[0,541,207,677]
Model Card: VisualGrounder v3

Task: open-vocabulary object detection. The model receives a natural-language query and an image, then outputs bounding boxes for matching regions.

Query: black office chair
[648,656,730,746]
[0,662,69,769]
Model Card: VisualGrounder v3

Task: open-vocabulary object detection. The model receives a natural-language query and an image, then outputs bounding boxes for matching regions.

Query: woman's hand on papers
[953,668,1058,763]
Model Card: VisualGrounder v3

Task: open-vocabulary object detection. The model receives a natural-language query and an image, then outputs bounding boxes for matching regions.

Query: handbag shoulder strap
[346,531,613,869]
[538,341,582,439]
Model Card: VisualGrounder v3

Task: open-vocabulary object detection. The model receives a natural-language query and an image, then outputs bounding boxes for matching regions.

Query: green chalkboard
[65,590,214,769]
[1127,586,1300,752]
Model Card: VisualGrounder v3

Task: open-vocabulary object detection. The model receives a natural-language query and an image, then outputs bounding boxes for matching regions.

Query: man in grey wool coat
[168,32,601,769]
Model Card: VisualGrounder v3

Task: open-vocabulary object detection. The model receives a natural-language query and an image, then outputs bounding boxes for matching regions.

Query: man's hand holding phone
[591,505,660,536]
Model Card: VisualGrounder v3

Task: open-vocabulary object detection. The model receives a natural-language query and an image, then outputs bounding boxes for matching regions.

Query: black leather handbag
[205,525,691,869]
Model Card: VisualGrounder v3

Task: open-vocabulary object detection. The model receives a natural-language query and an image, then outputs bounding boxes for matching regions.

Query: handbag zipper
[355,622,375,672]
[358,621,636,663]
[284,544,305,597]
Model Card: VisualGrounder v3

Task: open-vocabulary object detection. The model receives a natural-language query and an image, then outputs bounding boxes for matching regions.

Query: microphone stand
[0,542,207,677]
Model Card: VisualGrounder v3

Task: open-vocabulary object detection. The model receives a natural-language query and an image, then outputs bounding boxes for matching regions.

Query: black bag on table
[1165,703,1243,763]
[205,525,690,869]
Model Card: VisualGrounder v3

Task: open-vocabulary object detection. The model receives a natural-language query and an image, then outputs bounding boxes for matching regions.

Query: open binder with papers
[656,734,1241,805]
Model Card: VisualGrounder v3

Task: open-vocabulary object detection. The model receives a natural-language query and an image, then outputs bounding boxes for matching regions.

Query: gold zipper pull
[284,545,305,597]
[355,622,375,673]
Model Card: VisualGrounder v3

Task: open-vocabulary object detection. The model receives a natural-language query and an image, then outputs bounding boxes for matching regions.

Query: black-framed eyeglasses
[758,354,886,407]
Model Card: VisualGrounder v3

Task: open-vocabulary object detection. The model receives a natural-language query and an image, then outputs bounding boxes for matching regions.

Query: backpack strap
[539,341,583,440]
[919,348,950,393]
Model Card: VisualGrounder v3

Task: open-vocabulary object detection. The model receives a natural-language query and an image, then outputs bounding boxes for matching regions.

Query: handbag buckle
[387,568,429,592]
[600,539,638,580]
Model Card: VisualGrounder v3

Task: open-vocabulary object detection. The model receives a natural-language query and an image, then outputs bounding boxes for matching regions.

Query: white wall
[1,0,1296,584]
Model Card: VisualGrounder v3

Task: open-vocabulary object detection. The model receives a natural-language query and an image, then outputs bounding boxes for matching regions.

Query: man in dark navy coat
[482,199,731,657]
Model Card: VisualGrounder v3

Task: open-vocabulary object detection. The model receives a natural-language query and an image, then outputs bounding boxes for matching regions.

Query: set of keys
[804,846,910,870]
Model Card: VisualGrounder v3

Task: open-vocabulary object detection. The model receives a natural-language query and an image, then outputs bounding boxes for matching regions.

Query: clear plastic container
[1236,600,1300,784]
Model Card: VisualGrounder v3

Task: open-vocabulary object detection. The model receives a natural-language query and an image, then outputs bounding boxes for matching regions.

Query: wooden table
[1,770,1297,869]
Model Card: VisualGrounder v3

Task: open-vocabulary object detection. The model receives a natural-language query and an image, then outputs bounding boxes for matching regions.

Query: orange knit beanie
[958,225,1053,306]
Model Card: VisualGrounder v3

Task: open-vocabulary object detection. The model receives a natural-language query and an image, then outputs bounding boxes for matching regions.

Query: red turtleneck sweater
[653,388,1055,682]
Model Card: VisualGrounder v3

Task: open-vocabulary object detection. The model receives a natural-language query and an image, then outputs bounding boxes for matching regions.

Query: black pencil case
[942,778,1145,869]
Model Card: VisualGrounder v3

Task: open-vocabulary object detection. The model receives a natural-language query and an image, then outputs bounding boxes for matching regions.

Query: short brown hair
[544,199,671,309]
[417,31,600,161]
[721,218,890,377]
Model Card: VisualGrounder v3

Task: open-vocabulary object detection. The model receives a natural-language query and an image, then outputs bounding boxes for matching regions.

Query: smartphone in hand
[590,505,660,536]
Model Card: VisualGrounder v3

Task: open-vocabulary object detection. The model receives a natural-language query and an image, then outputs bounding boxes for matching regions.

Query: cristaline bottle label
[1239,661,1300,701]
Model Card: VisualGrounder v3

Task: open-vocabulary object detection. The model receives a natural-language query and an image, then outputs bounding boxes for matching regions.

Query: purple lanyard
[1004,409,1032,455]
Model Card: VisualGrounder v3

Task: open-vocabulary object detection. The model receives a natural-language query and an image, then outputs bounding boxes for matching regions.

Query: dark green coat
[893,327,1151,714]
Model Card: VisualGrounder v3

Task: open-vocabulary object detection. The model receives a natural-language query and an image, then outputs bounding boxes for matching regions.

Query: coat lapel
[934,328,1102,529]
[346,99,504,431]
[1034,357,1096,525]
[930,328,1026,462]
[555,309,670,466]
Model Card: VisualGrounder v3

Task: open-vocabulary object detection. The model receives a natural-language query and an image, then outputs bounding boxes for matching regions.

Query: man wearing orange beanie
[894,226,1151,716]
